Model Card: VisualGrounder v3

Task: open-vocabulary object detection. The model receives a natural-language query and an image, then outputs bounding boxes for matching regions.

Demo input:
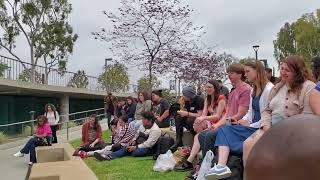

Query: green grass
[70,130,187,180]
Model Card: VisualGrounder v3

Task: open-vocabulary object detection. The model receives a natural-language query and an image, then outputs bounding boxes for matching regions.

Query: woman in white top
[44,103,60,143]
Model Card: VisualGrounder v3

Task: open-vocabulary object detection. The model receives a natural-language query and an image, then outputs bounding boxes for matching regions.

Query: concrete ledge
[160,127,194,147]
[29,143,97,180]
[0,78,134,98]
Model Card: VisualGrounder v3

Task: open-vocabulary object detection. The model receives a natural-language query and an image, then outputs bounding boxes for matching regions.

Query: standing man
[104,93,116,129]
[170,86,204,151]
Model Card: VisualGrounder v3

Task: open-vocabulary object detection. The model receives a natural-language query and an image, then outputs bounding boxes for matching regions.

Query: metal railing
[0,55,138,93]
[0,107,107,142]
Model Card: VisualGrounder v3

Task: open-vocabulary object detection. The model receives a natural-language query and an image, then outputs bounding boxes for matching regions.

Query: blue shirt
[252,96,261,123]
[316,82,320,92]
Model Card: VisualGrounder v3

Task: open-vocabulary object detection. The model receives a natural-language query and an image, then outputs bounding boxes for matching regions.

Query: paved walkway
[0,119,109,180]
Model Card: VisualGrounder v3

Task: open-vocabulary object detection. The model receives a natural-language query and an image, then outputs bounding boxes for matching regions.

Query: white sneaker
[14,152,24,157]
[205,164,232,180]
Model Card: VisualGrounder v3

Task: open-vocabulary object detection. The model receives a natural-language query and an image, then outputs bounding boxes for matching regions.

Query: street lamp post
[253,45,260,61]
[105,58,112,92]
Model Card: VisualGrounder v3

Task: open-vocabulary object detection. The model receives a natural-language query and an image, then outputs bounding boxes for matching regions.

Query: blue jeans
[20,137,52,163]
[198,129,218,156]
[111,146,150,159]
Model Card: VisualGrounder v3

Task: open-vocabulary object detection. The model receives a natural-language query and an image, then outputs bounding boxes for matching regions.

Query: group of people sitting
[13,55,320,180]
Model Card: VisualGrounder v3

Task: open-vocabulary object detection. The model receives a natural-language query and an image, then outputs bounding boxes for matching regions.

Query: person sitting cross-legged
[100,111,161,160]
[204,60,274,179]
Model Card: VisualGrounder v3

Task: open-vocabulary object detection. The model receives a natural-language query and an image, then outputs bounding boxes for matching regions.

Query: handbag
[35,137,48,146]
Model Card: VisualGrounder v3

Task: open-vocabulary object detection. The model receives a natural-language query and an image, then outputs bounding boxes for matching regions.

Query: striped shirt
[113,125,135,146]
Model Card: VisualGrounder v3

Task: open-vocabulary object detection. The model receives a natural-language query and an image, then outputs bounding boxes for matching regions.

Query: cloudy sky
[2,0,320,87]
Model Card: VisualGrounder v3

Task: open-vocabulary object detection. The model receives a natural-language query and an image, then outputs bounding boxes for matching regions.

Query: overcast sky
[2,0,320,87]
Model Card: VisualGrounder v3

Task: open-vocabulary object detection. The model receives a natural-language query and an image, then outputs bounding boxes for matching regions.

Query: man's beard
[144,123,153,129]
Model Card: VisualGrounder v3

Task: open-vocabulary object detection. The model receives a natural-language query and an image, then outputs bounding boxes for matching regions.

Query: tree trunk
[30,45,35,83]
[148,61,153,93]
[43,56,49,84]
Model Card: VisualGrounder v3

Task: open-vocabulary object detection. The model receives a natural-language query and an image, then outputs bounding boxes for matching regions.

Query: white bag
[196,150,214,180]
[153,150,177,172]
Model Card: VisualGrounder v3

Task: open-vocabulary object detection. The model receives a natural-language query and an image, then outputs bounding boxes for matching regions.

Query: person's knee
[206,130,217,141]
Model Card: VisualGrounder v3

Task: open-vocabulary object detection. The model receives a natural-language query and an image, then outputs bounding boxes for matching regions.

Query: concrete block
[29,143,97,180]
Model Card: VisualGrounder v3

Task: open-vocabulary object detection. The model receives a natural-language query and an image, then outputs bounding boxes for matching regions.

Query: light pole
[253,45,260,61]
[105,58,112,92]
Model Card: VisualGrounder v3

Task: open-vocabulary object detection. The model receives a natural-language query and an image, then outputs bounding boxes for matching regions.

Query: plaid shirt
[113,125,135,146]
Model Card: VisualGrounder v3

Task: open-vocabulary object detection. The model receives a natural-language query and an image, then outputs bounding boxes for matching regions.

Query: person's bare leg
[217,146,230,166]
[187,134,200,162]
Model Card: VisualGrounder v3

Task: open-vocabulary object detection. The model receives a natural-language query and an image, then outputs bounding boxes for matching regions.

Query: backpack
[153,135,175,160]
[213,151,244,180]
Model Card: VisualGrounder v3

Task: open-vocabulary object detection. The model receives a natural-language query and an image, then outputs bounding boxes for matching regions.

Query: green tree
[67,70,89,88]
[98,61,129,93]
[18,68,42,83]
[0,0,77,82]
[137,75,161,92]
[161,89,175,104]
[0,63,8,77]
[274,9,320,65]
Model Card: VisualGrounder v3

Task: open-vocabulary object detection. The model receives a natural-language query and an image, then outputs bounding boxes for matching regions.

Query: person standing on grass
[44,103,59,143]
[14,115,52,165]
[98,111,161,160]
[104,93,117,129]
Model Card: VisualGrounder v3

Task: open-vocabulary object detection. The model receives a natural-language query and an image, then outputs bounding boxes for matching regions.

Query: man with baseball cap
[170,86,204,151]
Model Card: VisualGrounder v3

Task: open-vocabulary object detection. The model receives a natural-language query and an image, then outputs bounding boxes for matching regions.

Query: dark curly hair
[281,56,314,93]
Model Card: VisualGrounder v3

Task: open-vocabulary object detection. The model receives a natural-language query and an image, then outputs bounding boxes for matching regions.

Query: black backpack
[213,151,244,180]
[152,135,175,160]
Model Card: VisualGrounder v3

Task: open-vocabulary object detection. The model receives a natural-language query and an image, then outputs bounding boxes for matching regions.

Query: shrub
[0,132,8,144]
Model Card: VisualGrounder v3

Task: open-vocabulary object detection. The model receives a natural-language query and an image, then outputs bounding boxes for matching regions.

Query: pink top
[36,123,52,136]
[227,83,251,118]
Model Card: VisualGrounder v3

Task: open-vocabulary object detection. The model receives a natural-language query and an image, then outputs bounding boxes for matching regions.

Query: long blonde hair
[243,60,268,97]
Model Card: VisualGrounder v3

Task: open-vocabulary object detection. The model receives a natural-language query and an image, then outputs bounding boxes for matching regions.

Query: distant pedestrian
[44,103,59,143]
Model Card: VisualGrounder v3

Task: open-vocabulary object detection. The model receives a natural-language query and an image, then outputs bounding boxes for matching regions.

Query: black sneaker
[175,160,194,171]
[94,152,107,161]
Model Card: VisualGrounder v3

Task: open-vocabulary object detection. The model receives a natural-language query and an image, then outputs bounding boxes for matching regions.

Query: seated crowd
[14,55,320,180]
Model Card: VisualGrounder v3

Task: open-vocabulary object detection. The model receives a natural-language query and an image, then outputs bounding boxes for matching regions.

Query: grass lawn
[70,130,188,180]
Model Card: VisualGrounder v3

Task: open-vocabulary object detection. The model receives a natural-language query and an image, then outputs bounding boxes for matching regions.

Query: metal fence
[0,107,107,142]
[0,55,138,93]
